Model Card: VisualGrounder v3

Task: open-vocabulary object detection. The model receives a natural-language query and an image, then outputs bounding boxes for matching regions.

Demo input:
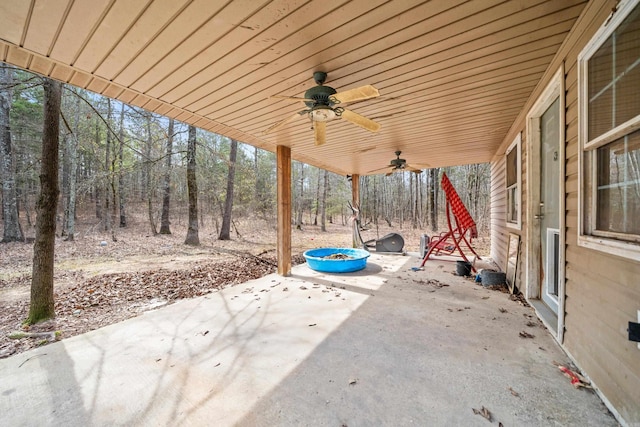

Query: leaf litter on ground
[1,253,304,358]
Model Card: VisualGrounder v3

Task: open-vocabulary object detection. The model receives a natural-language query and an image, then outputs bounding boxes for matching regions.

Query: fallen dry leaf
[472,406,492,422]
[519,331,535,339]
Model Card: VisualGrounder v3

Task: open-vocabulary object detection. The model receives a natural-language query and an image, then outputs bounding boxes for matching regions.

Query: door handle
[534,202,545,220]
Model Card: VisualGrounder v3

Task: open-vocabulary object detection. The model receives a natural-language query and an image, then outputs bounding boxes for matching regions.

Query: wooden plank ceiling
[0,0,588,176]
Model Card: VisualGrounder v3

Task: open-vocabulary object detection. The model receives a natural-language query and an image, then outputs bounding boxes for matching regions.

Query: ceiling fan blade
[263,111,304,135]
[270,95,314,102]
[341,109,381,132]
[314,121,326,146]
[406,164,426,173]
[367,165,393,173]
[408,162,431,169]
[332,85,380,104]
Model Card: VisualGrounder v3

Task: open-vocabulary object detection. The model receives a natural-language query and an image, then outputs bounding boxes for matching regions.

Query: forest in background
[1,65,491,244]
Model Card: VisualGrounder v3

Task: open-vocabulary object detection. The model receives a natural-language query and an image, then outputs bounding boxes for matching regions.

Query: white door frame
[525,65,566,343]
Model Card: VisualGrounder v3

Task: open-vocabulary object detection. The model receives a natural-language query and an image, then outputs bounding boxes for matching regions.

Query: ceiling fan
[263,71,381,145]
[368,151,429,176]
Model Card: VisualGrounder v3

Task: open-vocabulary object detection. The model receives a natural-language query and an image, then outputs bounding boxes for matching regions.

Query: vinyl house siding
[491,1,640,424]
[491,135,527,289]
[490,158,508,270]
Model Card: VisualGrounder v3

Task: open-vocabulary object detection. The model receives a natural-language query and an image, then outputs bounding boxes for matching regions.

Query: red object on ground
[558,365,592,388]
[421,172,481,270]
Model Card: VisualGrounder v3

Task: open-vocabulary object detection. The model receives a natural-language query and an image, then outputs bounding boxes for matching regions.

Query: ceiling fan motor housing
[390,151,406,168]
[304,85,337,108]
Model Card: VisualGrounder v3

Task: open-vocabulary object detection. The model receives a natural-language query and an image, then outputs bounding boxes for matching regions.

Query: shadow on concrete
[234,256,616,427]
[0,254,616,426]
[0,339,91,424]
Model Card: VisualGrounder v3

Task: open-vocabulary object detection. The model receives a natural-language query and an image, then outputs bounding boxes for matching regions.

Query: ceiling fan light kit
[309,104,341,122]
[265,72,381,145]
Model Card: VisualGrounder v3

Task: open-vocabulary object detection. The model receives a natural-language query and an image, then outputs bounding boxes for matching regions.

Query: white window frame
[506,133,522,230]
[577,0,640,261]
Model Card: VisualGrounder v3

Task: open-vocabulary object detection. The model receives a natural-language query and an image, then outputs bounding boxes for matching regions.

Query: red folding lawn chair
[420,172,481,269]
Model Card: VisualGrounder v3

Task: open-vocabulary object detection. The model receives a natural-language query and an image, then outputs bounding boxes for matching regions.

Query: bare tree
[104,99,112,232]
[63,94,80,241]
[94,120,102,220]
[296,163,304,230]
[429,168,439,231]
[184,125,199,245]
[219,138,237,240]
[314,170,321,225]
[145,113,157,235]
[0,64,24,243]
[159,118,174,234]
[320,169,328,232]
[117,102,127,227]
[28,78,62,324]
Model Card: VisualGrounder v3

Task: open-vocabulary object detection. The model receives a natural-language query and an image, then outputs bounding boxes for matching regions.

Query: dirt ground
[0,213,490,359]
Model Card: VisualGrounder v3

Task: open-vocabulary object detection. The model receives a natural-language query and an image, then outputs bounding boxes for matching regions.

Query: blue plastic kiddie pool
[303,248,370,273]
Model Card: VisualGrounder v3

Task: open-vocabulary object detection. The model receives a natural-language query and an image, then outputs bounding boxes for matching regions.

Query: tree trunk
[219,138,238,240]
[104,99,112,232]
[414,172,420,228]
[253,146,260,211]
[296,163,304,230]
[313,170,321,225]
[320,169,328,232]
[28,78,62,324]
[118,102,127,227]
[65,95,80,242]
[0,64,24,242]
[60,132,70,237]
[145,113,157,235]
[429,168,438,231]
[184,125,199,245]
[159,118,174,234]
[94,120,102,220]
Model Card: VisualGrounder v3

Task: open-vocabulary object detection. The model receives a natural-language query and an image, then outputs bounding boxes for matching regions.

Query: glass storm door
[539,98,560,314]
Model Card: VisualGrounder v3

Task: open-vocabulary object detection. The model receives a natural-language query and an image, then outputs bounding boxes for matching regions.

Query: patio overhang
[0,0,591,275]
[0,0,589,176]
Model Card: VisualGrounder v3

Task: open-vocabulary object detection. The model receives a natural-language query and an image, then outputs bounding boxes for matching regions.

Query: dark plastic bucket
[456,260,472,276]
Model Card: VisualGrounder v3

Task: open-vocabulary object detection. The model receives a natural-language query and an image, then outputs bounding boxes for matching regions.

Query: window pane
[616,13,640,126]
[596,129,640,235]
[588,86,613,139]
[617,64,640,126]
[588,4,640,140]
[589,36,613,139]
[506,148,517,187]
[615,3,640,72]
[507,186,518,223]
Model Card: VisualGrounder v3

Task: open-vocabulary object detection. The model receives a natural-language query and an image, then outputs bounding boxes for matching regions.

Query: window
[579,0,640,260]
[506,133,521,229]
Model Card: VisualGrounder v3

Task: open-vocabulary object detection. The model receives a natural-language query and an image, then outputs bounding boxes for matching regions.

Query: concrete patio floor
[0,254,617,426]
